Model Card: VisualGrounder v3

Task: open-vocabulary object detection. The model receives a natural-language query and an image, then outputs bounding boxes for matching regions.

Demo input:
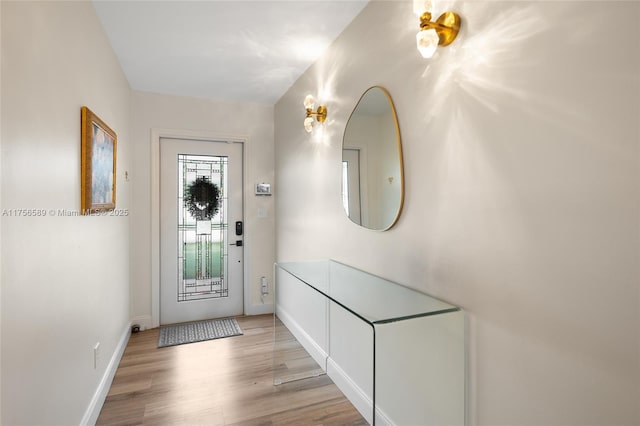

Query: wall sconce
[414,0,461,58]
[303,95,327,133]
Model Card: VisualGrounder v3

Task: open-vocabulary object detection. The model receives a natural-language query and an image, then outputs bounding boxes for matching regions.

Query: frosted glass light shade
[304,116,314,132]
[416,29,439,58]
[303,95,315,110]
[413,0,433,16]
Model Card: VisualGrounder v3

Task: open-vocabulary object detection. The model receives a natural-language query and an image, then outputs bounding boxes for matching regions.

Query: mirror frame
[342,86,405,231]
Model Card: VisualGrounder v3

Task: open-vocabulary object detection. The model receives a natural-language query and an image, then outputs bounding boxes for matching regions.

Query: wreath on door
[184,177,220,220]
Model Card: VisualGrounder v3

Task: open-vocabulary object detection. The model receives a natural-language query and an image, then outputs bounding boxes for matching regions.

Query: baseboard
[81,322,131,426]
[276,306,327,370]
[327,358,373,424]
[130,315,153,331]
[326,358,394,426]
[245,303,274,316]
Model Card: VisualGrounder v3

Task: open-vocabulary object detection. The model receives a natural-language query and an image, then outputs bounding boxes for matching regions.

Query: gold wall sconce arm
[419,11,461,47]
[414,1,462,58]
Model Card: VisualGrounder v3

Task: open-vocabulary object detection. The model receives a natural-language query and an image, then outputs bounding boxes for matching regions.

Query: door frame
[151,128,249,328]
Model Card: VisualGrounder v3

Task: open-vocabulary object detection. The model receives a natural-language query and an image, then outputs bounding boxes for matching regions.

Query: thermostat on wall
[255,183,272,196]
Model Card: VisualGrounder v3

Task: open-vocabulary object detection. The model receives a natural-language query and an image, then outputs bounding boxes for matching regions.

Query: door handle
[230,240,243,247]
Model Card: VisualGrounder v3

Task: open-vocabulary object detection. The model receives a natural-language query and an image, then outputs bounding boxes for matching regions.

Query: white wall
[274,1,640,424]
[1,1,131,424]
[130,91,275,328]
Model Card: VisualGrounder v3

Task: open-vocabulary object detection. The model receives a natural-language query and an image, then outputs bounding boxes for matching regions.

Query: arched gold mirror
[342,86,404,230]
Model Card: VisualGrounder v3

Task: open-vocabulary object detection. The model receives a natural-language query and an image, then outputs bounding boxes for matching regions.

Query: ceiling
[93,1,369,105]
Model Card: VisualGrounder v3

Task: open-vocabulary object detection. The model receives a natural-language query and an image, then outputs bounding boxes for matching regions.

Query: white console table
[274,260,465,426]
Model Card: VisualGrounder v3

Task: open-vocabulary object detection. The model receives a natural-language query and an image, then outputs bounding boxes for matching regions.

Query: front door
[160,137,244,325]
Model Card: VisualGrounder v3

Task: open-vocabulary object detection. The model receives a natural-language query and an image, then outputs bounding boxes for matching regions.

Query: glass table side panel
[276,260,458,324]
[273,265,329,386]
[374,310,466,426]
[273,314,326,385]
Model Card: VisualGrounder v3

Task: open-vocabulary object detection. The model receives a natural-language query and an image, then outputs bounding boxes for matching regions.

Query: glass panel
[375,311,465,425]
[177,154,229,302]
[276,260,458,324]
[273,265,328,386]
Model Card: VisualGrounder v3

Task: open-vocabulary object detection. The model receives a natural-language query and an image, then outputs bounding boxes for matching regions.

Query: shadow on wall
[422,4,549,123]
[419,2,626,137]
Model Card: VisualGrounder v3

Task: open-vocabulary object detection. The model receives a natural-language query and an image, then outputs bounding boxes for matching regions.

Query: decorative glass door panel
[177,154,228,302]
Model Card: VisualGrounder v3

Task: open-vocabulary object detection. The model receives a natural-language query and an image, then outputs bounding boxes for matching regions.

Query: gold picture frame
[81,106,117,214]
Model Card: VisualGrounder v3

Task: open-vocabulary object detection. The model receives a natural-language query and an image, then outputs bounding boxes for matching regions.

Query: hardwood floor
[97,315,365,425]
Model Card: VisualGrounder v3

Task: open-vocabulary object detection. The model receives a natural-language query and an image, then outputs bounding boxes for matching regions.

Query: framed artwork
[81,106,117,214]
